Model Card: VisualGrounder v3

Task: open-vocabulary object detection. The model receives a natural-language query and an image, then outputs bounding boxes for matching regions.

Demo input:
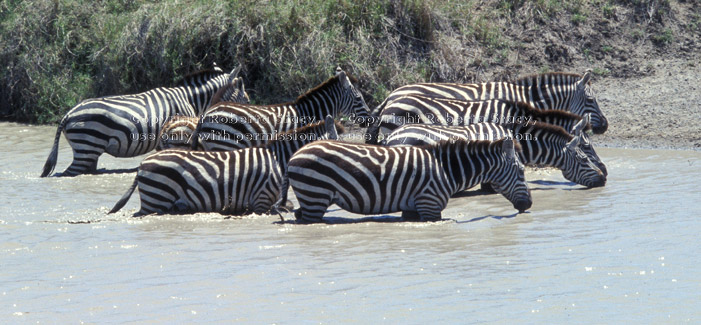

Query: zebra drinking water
[373,97,607,176]
[192,67,370,151]
[384,120,606,188]
[366,71,607,143]
[40,65,247,177]
[286,138,532,223]
[109,116,343,217]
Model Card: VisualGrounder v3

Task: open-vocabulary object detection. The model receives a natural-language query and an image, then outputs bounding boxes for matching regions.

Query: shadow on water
[50,167,138,177]
[528,180,578,187]
[456,212,522,224]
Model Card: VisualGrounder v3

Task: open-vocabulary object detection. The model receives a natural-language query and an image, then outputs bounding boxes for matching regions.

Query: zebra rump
[192,67,369,151]
[109,116,343,217]
[384,119,606,187]
[41,64,246,177]
[287,138,531,223]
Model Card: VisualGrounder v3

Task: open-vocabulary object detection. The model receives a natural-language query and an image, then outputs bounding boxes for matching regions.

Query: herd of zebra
[40,64,609,223]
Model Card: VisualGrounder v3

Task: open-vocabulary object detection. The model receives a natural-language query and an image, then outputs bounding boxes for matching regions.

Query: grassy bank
[1,0,698,124]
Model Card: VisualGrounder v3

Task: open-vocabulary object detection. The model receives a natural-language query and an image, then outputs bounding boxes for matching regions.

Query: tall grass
[0,0,689,124]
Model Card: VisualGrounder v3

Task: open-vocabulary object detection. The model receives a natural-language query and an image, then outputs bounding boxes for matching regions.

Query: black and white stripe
[287,138,532,223]
[193,68,369,151]
[367,71,607,141]
[384,120,606,187]
[372,95,587,137]
[109,116,343,216]
[41,65,246,177]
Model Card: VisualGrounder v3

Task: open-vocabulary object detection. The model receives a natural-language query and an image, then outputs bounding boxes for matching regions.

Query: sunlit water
[1,122,699,323]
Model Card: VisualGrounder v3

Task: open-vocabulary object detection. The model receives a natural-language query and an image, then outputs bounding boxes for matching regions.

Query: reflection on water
[1,122,699,322]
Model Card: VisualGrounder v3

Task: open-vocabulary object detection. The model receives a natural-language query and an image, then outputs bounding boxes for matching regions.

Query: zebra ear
[566,133,581,151]
[572,114,591,135]
[577,71,591,89]
[229,65,242,82]
[213,62,223,72]
[234,77,245,93]
[324,115,339,140]
[336,68,351,89]
[502,138,515,162]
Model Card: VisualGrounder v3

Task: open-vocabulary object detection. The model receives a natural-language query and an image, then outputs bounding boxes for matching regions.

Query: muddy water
[1,122,699,322]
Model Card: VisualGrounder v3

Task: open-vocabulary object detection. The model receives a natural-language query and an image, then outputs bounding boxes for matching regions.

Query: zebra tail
[40,117,67,177]
[109,175,139,214]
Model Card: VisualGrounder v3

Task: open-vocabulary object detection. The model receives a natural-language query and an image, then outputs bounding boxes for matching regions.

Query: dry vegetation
[1,0,699,124]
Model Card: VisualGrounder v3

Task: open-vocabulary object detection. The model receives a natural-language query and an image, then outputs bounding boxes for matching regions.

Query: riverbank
[592,58,701,150]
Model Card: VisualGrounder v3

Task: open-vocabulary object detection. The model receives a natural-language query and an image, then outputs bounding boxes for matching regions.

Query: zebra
[372,96,608,176]
[155,76,251,151]
[155,115,202,151]
[384,120,606,188]
[192,67,370,151]
[286,138,532,223]
[40,64,246,177]
[366,71,607,143]
[109,116,343,217]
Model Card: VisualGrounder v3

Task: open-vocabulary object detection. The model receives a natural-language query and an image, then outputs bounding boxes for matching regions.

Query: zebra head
[561,132,607,188]
[209,76,250,108]
[574,71,608,134]
[572,114,607,176]
[488,138,532,213]
[335,67,371,127]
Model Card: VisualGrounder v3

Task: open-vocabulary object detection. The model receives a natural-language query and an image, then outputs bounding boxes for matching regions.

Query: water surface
[1,122,699,322]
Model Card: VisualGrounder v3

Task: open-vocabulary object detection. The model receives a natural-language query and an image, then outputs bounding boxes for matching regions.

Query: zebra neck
[173,74,229,114]
[433,145,493,193]
[515,75,577,110]
[292,82,342,120]
[512,124,572,168]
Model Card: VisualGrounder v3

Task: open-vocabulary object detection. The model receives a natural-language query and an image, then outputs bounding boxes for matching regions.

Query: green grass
[0,0,690,123]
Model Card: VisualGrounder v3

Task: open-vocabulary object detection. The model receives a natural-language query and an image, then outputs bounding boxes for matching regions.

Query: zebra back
[369,70,607,135]
[376,96,589,136]
[193,68,369,151]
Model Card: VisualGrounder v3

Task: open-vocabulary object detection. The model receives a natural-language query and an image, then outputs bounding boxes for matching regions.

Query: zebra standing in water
[287,138,532,223]
[193,67,369,151]
[109,116,343,217]
[366,71,607,143]
[372,96,608,176]
[384,119,606,188]
[40,65,245,177]
[156,76,250,151]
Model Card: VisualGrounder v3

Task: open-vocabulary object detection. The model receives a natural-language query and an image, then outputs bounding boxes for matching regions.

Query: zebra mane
[293,72,358,104]
[506,121,574,141]
[512,72,584,85]
[178,69,227,85]
[513,101,587,124]
[262,120,345,148]
[428,137,523,154]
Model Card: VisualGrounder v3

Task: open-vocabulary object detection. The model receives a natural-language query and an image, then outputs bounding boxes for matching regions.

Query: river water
[1,122,699,323]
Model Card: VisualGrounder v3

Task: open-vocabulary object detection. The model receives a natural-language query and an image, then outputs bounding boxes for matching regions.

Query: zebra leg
[62,148,101,176]
[401,210,422,221]
[415,198,444,221]
[480,183,497,193]
[294,209,324,224]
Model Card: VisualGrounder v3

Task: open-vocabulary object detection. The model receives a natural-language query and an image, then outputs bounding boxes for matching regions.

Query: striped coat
[287,138,531,223]
[193,68,369,151]
[384,121,606,187]
[368,71,607,136]
[109,117,342,216]
[41,65,245,177]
